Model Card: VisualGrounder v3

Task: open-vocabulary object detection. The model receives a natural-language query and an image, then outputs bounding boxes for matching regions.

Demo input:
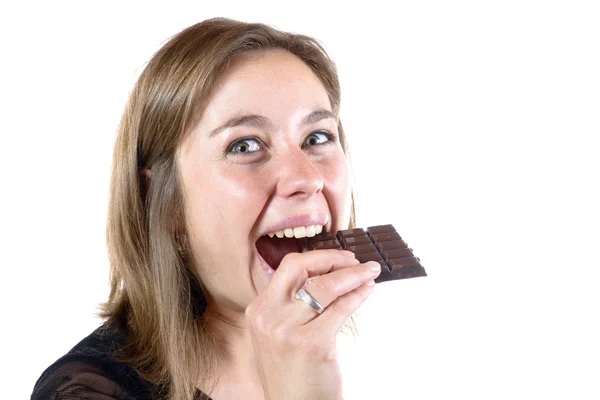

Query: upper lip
[258,213,329,238]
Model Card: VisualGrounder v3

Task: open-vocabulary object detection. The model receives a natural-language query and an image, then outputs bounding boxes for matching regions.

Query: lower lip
[253,237,313,287]
[255,247,276,279]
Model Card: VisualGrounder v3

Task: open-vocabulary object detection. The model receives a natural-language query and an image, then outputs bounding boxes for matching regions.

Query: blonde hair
[101,17,357,400]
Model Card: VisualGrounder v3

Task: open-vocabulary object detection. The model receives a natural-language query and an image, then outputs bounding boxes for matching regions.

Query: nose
[275,147,324,199]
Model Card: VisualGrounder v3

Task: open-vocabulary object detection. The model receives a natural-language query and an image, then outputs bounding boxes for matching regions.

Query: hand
[245,250,381,400]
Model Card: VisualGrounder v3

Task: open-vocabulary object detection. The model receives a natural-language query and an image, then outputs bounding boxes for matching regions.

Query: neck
[204,303,257,372]
[203,304,265,399]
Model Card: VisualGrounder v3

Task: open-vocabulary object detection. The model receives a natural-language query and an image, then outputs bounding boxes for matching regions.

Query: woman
[32,17,381,400]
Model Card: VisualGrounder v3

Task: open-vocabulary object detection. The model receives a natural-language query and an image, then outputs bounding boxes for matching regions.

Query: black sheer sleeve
[31,322,169,400]
[32,322,211,400]
[31,357,132,399]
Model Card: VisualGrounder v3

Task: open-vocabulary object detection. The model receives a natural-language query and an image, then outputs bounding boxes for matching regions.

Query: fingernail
[366,280,375,286]
[367,261,381,272]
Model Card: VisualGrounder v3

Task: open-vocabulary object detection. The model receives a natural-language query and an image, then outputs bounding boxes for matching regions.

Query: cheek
[321,155,352,231]
[184,166,269,240]
[183,166,270,283]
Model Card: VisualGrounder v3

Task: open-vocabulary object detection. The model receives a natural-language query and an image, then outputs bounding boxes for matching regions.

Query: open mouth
[255,235,310,271]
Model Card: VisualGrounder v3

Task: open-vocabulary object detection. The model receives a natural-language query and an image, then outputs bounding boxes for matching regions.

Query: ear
[142,168,152,189]
[140,168,151,203]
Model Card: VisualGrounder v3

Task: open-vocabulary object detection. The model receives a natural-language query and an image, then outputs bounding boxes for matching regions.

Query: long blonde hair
[101,17,357,400]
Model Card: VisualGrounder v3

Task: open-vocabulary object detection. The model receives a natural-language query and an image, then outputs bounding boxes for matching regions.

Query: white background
[1,1,599,399]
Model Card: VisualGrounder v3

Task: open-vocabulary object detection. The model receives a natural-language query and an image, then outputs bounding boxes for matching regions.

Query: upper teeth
[267,225,323,239]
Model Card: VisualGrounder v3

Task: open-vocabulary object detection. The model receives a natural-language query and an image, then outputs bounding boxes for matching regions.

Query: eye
[227,137,262,155]
[303,131,333,147]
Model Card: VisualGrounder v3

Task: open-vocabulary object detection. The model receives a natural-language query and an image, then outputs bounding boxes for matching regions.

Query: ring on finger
[294,288,324,314]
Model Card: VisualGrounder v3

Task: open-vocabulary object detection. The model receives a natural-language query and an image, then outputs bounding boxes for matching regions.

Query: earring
[174,231,185,256]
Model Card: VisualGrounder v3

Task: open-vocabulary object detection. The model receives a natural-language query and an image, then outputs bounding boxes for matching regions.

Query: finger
[288,261,381,325]
[268,249,359,301]
[311,281,376,335]
[301,245,359,273]
[328,252,361,273]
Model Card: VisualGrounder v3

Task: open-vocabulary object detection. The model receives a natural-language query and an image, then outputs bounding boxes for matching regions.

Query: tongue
[256,236,301,270]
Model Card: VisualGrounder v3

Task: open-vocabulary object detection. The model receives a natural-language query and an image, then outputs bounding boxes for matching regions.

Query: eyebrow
[208,108,338,138]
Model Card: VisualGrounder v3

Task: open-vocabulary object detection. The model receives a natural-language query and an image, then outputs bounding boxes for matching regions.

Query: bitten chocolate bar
[306,224,427,283]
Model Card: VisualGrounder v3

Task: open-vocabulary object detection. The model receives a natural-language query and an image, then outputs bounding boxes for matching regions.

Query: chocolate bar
[306,224,427,283]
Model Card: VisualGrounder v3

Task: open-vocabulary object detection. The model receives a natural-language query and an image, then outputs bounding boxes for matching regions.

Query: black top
[31,321,213,400]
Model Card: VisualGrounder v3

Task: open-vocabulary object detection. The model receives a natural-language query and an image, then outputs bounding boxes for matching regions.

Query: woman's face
[177,49,352,312]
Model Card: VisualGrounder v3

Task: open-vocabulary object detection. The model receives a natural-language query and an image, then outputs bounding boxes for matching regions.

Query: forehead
[202,49,331,117]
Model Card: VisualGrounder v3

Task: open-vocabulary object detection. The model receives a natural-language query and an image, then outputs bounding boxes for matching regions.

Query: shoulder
[31,322,159,400]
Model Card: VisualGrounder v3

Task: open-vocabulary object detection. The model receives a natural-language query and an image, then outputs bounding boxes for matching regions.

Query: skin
[175,49,380,399]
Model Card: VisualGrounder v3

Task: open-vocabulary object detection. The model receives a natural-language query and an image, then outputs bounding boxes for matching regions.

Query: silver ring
[294,288,324,314]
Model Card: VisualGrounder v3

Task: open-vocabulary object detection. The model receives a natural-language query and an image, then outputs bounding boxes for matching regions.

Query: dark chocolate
[307,224,427,283]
